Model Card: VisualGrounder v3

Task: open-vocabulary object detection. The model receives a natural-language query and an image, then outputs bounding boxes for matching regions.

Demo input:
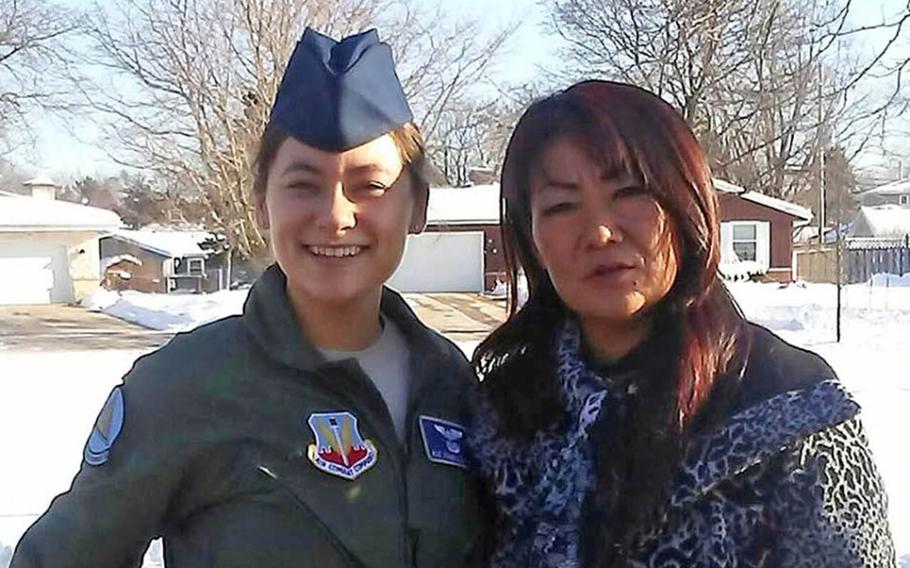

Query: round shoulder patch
[84,387,125,466]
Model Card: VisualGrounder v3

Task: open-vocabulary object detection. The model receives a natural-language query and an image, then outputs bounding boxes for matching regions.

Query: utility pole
[817,62,842,342]
[836,218,843,343]
[818,63,826,240]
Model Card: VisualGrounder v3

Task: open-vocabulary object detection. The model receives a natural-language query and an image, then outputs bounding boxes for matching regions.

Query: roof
[23,175,60,188]
[849,206,910,238]
[713,178,813,220]
[0,191,122,231]
[422,180,813,225]
[738,191,812,220]
[425,184,500,225]
[713,178,747,194]
[107,229,214,258]
[857,178,910,197]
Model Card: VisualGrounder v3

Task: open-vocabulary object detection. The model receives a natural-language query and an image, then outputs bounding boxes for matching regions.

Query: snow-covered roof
[713,178,747,194]
[109,229,214,258]
[739,191,813,221]
[713,178,812,220]
[0,191,122,231]
[857,178,910,197]
[425,184,500,225]
[23,175,60,188]
[849,206,910,238]
[422,180,812,225]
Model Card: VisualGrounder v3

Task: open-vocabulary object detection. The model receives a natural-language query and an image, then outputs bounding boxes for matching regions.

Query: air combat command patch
[307,411,378,480]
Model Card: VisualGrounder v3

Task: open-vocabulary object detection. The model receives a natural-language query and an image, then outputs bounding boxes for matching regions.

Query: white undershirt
[319,318,412,442]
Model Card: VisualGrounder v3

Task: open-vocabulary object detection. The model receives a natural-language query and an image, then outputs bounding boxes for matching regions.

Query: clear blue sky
[10,0,908,181]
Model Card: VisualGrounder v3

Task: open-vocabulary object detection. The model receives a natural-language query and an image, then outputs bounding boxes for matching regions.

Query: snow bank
[869,272,910,287]
[719,260,765,281]
[82,288,248,332]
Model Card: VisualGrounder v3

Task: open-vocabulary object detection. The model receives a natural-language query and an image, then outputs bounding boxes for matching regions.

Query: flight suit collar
[241,263,444,375]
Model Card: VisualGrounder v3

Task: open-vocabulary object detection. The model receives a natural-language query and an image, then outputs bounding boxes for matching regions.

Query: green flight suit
[11,264,483,567]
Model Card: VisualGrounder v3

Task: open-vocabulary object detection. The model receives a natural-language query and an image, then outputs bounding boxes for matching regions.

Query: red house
[715,180,812,282]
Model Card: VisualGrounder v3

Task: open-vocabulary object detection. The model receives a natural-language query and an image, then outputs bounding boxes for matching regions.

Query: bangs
[505,96,641,200]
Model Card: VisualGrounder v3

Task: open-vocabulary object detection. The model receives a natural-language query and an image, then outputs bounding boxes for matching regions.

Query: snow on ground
[84,288,248,332]
[730,278,910,563]
[1,278,909,565]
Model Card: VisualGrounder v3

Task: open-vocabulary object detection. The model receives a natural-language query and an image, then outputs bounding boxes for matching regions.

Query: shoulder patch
[419,415,467,469]
[84,387,125,466]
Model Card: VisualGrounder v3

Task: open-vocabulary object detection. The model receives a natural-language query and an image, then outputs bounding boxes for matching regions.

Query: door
[0,242,72,304]
[387,232,484,293]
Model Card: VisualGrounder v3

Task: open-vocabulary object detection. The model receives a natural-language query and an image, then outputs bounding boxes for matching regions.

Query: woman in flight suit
[12,27,482,568]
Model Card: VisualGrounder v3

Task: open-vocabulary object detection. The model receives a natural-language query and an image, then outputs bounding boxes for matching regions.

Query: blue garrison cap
[269,28,413,152]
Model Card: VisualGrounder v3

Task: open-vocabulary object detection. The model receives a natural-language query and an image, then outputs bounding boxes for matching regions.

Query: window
[732,224,758,262]
[187,258,205,276]
[900,194,909,206]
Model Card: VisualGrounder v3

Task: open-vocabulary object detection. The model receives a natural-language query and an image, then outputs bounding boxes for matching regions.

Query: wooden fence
[795,236,910,284]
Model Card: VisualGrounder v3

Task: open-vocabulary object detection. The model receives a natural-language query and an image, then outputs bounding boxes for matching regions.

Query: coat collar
[667,378,859,511]
[241,263,441,373]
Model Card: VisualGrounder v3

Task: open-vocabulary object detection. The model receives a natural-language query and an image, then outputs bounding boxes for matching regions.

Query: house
[855,179,910,209]
[715,179,813,282]
[0,177,122,305]
[99,229,226,294]
[387,184,502,293]
[849,206,910,241]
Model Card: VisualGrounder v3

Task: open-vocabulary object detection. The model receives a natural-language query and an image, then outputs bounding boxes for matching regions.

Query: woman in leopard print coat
[468,81,895,567]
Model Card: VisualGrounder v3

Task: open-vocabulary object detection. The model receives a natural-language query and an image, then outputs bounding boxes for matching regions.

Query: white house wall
[387,232,484,293]
[0,231,102,303]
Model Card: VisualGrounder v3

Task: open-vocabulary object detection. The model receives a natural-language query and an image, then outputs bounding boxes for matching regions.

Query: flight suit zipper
[318,362,413,567]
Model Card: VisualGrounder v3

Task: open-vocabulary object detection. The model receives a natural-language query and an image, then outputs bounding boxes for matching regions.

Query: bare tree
[545,0,910,201]
[0,153,28,190]
[0,0,78,150]
[65,0,515,261]
[429,86,539,187]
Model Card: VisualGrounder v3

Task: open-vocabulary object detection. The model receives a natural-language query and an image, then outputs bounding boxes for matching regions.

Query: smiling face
[254,134,422,308]
[529,136,681,326]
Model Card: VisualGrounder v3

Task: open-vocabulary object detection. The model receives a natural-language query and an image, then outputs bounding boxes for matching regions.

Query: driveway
[403,293,507,342]
[0,305,174,352]
[0,292,507,353]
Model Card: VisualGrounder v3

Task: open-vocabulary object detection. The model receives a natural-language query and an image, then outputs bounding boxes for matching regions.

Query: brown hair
[252,121,430,207]
[473,80,749,564]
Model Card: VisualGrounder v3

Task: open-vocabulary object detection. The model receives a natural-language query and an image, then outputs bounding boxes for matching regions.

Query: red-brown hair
[473,80,748,561]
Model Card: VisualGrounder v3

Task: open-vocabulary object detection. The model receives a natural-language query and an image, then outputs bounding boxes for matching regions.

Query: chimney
[23,176,59,200]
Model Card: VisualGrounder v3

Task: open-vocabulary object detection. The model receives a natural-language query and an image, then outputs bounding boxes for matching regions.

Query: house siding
[99,238,168,293]
[719,194,799,281]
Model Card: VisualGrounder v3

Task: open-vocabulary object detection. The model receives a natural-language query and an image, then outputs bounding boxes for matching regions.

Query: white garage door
[387,232,484,293]
[0,243,72,305]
